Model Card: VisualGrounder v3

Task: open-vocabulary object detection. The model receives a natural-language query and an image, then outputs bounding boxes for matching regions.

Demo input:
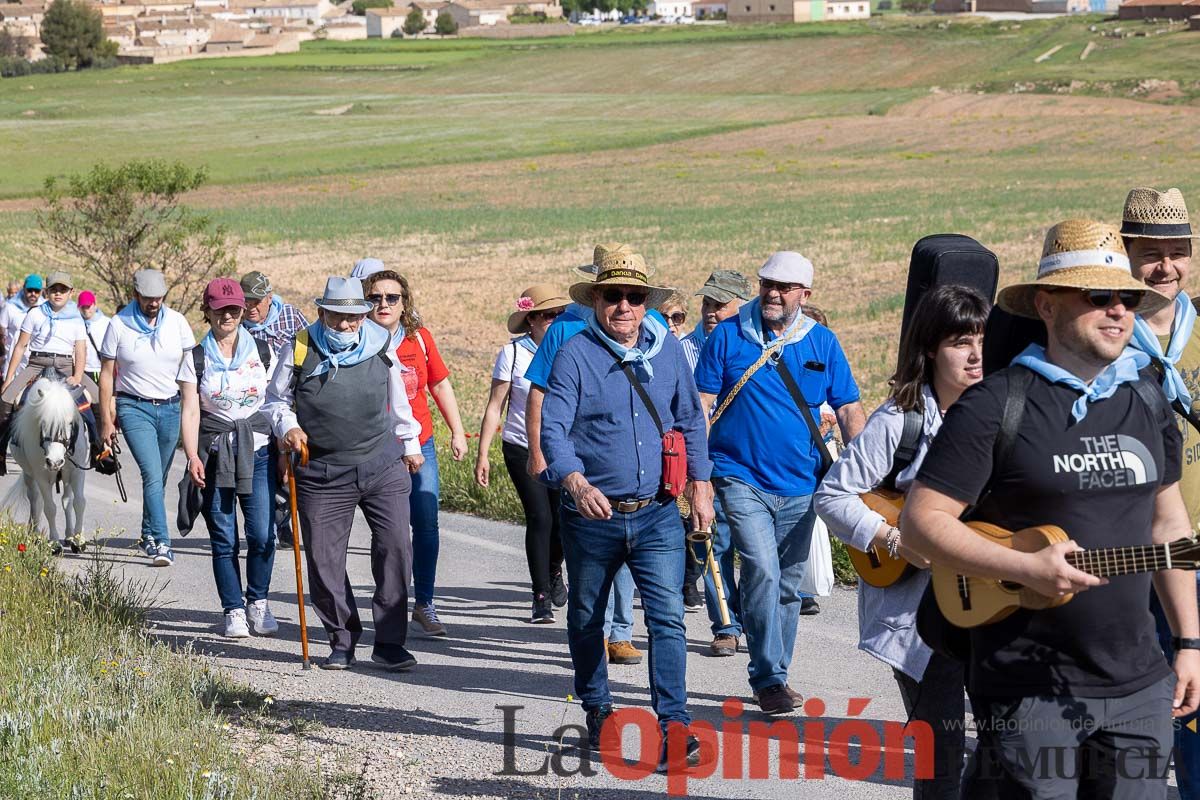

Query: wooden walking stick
[285,442,312,670]
[686,526,730,628]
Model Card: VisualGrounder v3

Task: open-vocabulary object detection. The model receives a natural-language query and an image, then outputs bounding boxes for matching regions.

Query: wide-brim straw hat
[1121,187,1198,240]
[997,219,1170,319]
[568,251,672,309]
[314,275,374,315]
[572,242,652,279]
[507,283,570,334]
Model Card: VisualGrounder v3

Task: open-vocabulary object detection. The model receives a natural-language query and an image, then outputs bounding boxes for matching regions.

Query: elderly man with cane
[541,250,714,772]
[264,277,424,671]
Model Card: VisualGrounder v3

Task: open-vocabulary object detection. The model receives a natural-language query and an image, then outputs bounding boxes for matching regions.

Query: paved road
[16,455,945,799]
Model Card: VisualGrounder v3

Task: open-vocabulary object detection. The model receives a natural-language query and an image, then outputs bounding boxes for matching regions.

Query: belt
[117,391,180,405]
[30,351,72,360]
[607,496,658,514]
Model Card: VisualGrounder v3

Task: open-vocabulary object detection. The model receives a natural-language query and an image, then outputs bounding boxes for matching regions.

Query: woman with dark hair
[814,284,989,800]
[363,268,468,637]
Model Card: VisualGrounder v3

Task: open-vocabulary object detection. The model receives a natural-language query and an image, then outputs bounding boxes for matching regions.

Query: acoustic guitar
[932,523,1200,629]
[848,488,916,588]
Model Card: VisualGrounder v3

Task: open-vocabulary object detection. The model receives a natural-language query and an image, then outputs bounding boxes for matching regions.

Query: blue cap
[23,274,43,290]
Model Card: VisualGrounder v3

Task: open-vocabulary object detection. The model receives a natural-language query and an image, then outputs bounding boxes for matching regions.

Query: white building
[365,6,409,35]
[648,0,692,13]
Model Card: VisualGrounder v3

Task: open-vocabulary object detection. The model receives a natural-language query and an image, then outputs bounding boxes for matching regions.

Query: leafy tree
[38,160,236,316]
[402,6,426,34]
[898,0,929,10]
[39,0,114,69]
[0,27,26,59]
[434,10,457,34]
[351,0,391,15]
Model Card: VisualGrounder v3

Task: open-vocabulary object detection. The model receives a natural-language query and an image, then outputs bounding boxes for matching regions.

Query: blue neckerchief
[243,295,283,335]
[514,334,538,355]
[388,325,406,352]
[1012,343,1150,422]
[39,300,80,339]
[201,327,258,391]
[1131,291,1196,409]
[10,296,29,314]
[586,312,668,381]
[307,319,389,379]
[737,297,813,352]
[116,301,164,347]
[83,309,108,332]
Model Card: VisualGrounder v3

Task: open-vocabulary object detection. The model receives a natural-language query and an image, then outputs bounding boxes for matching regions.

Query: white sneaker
[224,608,250,638]
[247,599,278,636]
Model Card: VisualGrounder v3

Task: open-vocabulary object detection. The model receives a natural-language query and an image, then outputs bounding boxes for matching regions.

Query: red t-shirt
[395,327,450,444]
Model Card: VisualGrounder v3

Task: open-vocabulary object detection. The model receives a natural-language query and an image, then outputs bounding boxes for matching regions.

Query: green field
[2,16,1199,551]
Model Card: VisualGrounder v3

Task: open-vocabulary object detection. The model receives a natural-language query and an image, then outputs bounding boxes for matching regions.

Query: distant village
[1,0,1197,65]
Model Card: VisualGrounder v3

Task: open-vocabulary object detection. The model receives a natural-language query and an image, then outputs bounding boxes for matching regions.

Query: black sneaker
[585,705,614,749]
[755,683,795,716]
[656,734,702,774]
[549,571,568,608]
[683,581,703,612]
[531,593,555,624]
[320,649,356,671]
[799,597,820,616]
[371,643,417,671]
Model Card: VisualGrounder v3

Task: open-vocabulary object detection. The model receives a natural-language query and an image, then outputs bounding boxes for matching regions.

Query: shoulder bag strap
[254,337,272,371]
[1147,357,1200,433]
[881,408,923,491]
[962,365,1033,520]
[775,357,834,479]
[192,345,205,387]
[607,350,665,437]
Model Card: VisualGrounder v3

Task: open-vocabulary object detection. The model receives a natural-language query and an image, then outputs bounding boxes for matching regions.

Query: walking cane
[285,442,312,670]
[686,526,731,628]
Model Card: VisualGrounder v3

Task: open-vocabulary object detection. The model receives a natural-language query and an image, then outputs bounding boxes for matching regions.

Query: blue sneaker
[152,544,174,567]
[140,538,157,559]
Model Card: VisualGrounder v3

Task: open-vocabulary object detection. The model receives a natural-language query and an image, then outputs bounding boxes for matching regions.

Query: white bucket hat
[315,276,374,315]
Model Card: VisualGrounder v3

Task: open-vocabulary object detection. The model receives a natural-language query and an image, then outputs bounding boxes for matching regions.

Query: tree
[40,0,114,69]
[0,27,26,59]
[434,9,457,34]
[402,6,426,34]
[350,0,391,15]
[898,0,929,10]
[37,160,236,317]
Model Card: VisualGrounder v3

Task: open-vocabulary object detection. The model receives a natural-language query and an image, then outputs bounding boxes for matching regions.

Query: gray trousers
[969,673,1176,799]
[295,441,412,653]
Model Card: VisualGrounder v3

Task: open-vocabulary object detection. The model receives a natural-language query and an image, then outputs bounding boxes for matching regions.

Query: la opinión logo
[496,696,934,796]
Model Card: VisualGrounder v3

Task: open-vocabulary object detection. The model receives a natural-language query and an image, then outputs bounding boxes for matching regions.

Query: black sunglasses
[666,312,687,325]
[367,293,403,307]
[529,309,562,322]
[601,288,647,306]
[1077,289,1142,309]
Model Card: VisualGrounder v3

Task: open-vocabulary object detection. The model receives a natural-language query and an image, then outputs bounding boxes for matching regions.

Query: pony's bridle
[41,421,83,493]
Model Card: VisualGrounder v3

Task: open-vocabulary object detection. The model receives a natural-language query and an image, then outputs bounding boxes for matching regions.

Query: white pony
[5,375,88,552]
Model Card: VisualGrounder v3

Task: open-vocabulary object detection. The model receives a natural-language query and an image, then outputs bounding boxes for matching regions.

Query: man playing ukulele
[903,220,1200,798]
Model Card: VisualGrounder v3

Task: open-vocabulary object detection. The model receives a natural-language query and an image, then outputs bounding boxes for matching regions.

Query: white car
[577,16,602,24]
[677,14,695,22]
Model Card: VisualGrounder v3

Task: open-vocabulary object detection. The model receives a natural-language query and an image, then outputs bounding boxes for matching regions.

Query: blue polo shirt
[525,304,667,390]
[694,313,859,496]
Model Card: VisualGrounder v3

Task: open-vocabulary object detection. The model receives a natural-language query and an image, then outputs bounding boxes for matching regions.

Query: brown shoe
[412,603,447,636]
[710,634,738,657]
[607,640,643,665]
[785,685,803,705]
[754,683,795,716]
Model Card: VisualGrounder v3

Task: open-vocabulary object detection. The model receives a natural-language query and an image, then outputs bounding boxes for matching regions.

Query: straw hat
[996,219,1170,319]
[507,284,570,334]
[1121,187,1197,240]
[572,242,655,278]
[568,250,672,308]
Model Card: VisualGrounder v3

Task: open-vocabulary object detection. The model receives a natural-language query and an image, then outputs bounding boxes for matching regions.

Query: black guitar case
[898,234,1000,352]
[982,306,1047,376]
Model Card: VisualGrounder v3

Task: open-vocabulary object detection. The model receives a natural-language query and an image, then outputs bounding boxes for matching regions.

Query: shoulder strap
[254,337,272,371]
[775,357,834,479]
[1132,373,1175,427]
[607,349,665,437]
[963,366,1033,520]
[192,345,205,386]
[416,327,429,359]
[881,408,923,491]
[1146,358,1200,433]
[510,341,518,384]
[290,328,310,392]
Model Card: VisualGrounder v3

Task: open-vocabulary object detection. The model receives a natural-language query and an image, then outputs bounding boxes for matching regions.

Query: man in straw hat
[264,276,425,671]
[524,243,670,667]
[1122,187,1200,798]
[540,249,714,771]
[903,219,1200,797]
[694,251,866,716]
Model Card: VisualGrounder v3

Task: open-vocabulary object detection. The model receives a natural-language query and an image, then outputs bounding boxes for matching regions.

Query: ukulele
[932,523,1200,628]
[849,488,916,588]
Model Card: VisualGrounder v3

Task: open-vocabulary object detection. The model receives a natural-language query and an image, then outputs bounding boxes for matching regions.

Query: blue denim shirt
[541,326,713,498]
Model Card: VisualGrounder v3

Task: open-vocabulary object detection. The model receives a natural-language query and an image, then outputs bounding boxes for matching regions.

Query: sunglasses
[666,312,687,325]
[529,309,562,322]
[367,293,403,307]
[1070,289,1142,309]
[601,288,647,306]
[759,279,806,295]
[212,306,242,317]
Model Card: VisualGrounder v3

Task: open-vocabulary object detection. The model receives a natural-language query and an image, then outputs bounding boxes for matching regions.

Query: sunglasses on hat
[601,288,647,307]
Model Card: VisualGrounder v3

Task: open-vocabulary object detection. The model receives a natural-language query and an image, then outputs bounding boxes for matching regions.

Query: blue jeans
[201,445,276,613]
[410,438,440,606]
[1152,582,1199,798]
[603,564,635,641]
[714,476,815,693]
[692,492,742,638]
[116,395,181,546]
[561,499,689,733]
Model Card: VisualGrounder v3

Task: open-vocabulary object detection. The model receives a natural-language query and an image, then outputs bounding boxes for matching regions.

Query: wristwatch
[1173,637,1200,651]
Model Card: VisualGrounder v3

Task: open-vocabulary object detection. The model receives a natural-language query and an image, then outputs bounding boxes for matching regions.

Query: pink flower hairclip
[516,297,535,311]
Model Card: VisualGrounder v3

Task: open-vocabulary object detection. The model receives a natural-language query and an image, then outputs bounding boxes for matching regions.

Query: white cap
[757,251,813,288]
[350,257,385,280]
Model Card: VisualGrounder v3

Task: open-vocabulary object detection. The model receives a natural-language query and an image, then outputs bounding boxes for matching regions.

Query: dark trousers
[894,652,966,800]
[295,442,413,652]
[501,441,563,596]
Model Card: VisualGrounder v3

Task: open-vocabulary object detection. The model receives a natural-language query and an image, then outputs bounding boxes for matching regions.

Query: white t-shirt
[82,313,111,372]
[0,303,29,375]
[491,336,536,449]
[20,305,86,357]
[100,306,196,400]
[177,340,271,451]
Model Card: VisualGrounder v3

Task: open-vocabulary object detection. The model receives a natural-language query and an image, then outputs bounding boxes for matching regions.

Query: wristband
[1173,637,1200,651]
